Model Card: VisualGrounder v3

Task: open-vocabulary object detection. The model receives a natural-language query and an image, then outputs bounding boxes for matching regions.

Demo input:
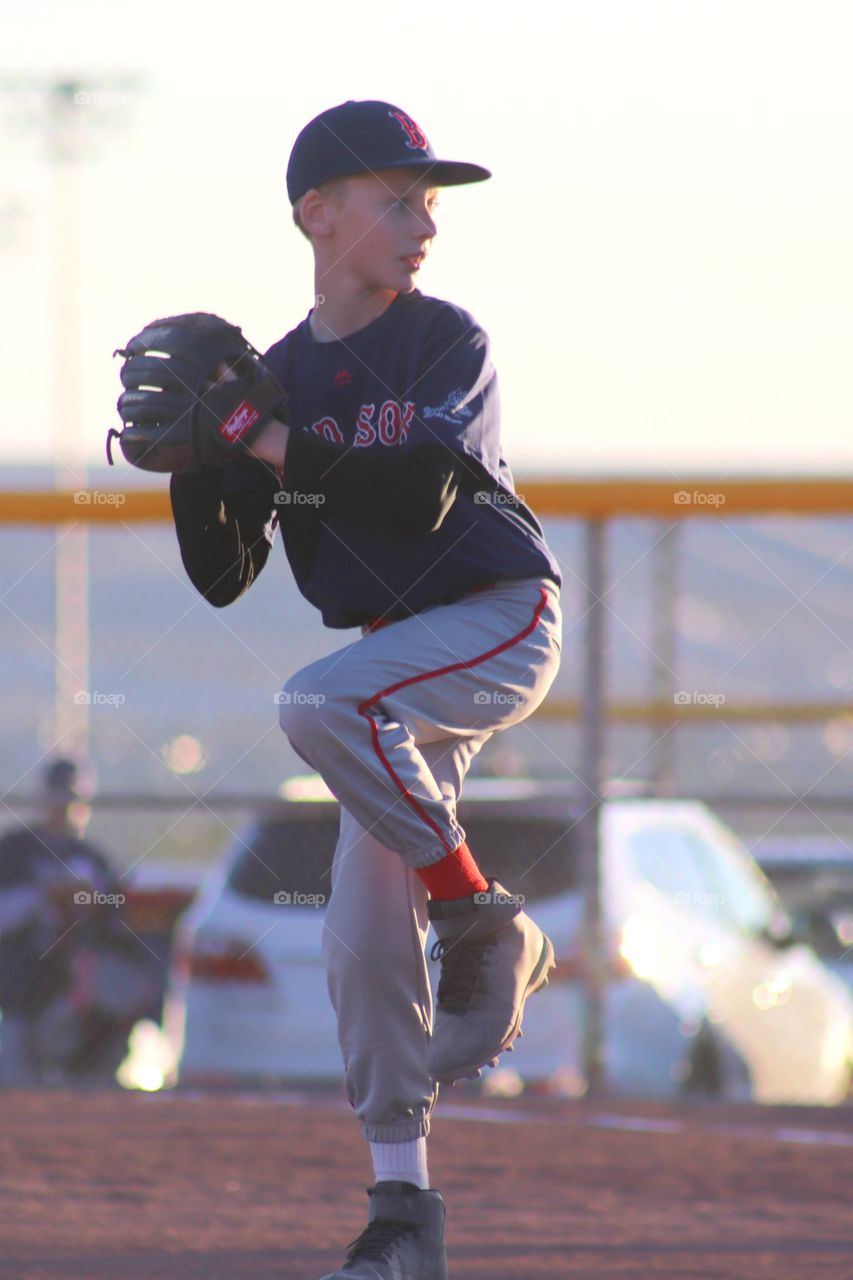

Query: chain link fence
[2,495,853,868]
[2,479,853,1092]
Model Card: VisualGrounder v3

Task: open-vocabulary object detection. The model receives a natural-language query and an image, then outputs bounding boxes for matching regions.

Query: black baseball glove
[107,312,288,472]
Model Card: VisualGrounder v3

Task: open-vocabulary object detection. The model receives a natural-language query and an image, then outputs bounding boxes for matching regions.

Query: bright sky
[2,0,852,475]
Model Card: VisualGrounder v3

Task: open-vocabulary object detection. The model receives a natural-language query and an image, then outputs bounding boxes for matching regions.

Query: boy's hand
[108,312,290,473]
[211,360,290,469]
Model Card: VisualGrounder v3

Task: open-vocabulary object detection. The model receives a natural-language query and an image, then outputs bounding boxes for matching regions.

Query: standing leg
[318,734,485,1280]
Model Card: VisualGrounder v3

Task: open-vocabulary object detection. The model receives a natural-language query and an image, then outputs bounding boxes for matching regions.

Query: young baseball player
[169,100,563,1279]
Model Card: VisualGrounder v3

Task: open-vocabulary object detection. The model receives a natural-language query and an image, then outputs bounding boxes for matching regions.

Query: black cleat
[318,1181,448,1279]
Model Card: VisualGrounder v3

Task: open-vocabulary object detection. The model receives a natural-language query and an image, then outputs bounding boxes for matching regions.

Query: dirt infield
[0,1087,851,1279]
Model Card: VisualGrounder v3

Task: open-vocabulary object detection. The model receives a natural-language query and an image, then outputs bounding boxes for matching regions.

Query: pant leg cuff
[360,1116,432,1143]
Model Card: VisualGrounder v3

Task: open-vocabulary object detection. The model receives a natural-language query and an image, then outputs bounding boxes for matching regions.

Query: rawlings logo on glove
[219,401,262,442]
[107,312,289,472]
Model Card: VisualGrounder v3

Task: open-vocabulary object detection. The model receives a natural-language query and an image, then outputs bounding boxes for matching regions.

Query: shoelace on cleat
[344,1216,419,1263]
[430,936,498,1014]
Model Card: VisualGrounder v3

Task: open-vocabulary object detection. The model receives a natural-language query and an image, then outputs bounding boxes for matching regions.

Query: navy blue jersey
[260,290,560,628]
[174,291,563,629]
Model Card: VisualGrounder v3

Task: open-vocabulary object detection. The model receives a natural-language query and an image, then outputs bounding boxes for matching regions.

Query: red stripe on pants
[357,587,549,856]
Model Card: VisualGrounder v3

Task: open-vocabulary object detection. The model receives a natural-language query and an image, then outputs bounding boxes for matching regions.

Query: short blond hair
[292,176,350,241]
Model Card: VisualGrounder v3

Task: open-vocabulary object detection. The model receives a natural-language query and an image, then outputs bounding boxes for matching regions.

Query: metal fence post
[650,520,679,796]
[579,517,607,1096]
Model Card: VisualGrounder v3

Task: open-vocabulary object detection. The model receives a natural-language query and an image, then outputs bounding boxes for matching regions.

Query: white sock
[370,1138,429,1190]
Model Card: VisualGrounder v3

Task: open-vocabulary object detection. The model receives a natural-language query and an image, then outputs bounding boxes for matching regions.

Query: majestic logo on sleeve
[422,389,473,424]
[389,110,429,152]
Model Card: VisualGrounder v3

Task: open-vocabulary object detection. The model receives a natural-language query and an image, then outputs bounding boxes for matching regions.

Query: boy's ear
[299,187,337,239]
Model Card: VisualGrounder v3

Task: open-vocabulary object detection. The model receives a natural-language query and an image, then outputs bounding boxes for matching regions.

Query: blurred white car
[601,803,853,1103]
[753,836,853,999]
[162,782,853,1103]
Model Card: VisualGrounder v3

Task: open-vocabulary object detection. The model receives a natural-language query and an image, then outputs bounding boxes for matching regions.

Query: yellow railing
[4,478,852,725]
[533,699,853,723]
[4,476,853,523]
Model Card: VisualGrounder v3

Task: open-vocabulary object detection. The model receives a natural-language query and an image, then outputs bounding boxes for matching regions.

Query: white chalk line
[175,1089,853,1148]
[440,1104,853,1148]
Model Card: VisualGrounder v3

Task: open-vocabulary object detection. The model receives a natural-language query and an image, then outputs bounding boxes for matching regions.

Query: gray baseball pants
[277,576,562,1142]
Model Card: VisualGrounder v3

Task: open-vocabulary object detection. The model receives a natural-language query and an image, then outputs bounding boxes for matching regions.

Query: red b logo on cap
[389,110,429,152]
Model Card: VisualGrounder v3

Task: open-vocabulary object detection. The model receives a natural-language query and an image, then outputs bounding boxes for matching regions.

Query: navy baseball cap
[286,100,491,204]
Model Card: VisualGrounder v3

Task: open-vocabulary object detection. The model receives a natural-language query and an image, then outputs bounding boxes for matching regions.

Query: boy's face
[322,168,440,293]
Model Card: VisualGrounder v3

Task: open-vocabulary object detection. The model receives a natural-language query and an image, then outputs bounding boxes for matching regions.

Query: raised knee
[276,672,337,747]
[278,683,321,739]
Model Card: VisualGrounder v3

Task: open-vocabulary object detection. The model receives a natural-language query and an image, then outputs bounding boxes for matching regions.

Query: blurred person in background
[0,757,154,1085]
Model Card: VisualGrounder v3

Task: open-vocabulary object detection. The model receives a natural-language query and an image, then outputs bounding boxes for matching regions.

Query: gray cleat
[318,1181,448,1279]
[426,878,555,1084]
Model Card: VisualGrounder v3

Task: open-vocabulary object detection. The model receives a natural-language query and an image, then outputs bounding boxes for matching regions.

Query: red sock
[415,841,489,901]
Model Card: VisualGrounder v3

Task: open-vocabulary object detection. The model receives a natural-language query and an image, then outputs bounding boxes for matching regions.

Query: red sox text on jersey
[308,400,416,447]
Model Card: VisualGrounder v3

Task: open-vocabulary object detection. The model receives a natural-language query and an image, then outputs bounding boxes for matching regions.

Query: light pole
[579,519,607,1096]
[1,74,143,758]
